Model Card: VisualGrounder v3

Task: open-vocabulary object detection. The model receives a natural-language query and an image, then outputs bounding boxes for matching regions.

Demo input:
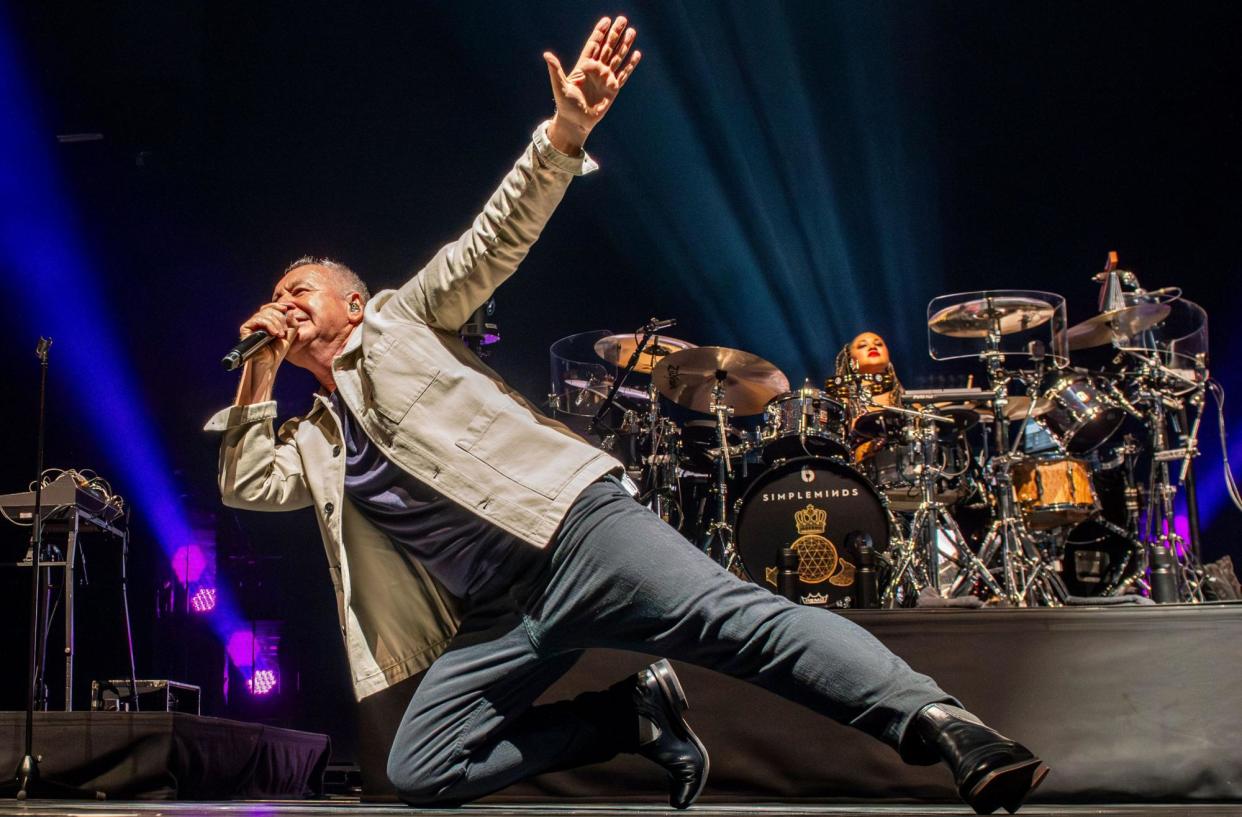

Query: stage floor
[3,802,1242,817]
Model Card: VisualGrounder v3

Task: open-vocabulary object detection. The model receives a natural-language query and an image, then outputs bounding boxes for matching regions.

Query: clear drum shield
[926,290,1069,367]
[549,329,617,422]
[1116,297,1208,391]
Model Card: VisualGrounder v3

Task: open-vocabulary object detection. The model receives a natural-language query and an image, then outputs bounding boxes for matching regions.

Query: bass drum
[735,457,890,609]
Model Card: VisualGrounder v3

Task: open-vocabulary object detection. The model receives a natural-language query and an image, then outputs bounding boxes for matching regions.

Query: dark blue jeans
[387,477,954,804]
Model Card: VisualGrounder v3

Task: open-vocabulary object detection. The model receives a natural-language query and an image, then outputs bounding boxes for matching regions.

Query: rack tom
[1041,374,1125,454]
[760,387,850,464]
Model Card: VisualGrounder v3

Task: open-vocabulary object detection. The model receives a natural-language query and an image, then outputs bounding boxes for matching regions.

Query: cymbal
[1065,303,1171,350]
[929,296,1055,338]
[652,346,790,416]
[594,334,697,374]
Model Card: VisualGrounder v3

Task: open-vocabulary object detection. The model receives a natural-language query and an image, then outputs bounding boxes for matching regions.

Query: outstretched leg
[522,478,1047,812]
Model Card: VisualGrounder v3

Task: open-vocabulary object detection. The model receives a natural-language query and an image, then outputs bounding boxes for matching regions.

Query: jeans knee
[387,748,461,805]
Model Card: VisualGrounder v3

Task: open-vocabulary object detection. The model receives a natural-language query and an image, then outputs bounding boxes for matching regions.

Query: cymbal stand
[956,305,1062,606]
[637,381,681,527]
[1130,357,1206,602]
[882,406,1005,605]
[699,374,740,572]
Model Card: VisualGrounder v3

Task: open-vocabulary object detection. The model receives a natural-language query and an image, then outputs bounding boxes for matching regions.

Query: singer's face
[271,265,355,363]
[849,332,890,374]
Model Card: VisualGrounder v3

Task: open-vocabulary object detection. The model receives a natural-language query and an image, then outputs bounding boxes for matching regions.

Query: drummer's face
[850,332,889,374]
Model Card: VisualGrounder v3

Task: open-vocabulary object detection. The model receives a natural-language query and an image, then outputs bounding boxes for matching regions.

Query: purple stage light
[190,586,218,614]
[171,544,209,585]
[246,669,278,696]
[1173,513,1191,557]
[226,630,256,670]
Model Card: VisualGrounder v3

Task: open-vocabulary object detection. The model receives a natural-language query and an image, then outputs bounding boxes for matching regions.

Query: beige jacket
[205,123,622,700]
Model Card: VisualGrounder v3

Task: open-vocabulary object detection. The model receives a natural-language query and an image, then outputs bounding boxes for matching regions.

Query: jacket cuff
[203,401,278,432]
[532,120,599,176]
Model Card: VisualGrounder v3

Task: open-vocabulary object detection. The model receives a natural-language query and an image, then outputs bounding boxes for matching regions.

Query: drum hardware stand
[699,374,741,573]
[1131,359,1206,603]
[3,338,103,801]
[852,396,999,605]
[960,304,1063,606]
[1174,393,1206,562]
[637,384,682,526]
[879,407,1003,603]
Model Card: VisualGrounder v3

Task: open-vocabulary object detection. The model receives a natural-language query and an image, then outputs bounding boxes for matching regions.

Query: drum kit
[549,258,1211,608]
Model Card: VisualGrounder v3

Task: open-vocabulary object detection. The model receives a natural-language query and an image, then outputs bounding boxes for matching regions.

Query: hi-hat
[594,334,697,374]
[652,346,790,416]
[1065,303,1171,350]
[929,296,1055,338]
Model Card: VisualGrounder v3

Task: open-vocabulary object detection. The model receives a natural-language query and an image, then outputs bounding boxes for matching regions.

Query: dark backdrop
[1,0,1239,763]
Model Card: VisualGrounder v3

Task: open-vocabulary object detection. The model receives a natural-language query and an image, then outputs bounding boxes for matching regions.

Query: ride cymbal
[652,346,790,416]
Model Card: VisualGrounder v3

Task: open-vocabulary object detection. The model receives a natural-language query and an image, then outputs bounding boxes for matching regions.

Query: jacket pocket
[456,404,584,499]
[365,337,440,423]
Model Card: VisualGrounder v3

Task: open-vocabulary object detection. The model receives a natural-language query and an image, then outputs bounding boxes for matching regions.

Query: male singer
[207,15,1047,813]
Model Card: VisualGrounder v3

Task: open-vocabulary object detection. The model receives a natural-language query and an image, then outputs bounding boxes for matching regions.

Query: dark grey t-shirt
[328,391,526,599]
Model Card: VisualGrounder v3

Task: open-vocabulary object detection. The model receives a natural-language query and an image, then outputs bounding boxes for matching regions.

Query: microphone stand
[3,338,103,801]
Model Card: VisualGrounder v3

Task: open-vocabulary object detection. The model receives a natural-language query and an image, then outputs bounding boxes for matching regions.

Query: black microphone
[644,317,676,333]
[221,331,273,371]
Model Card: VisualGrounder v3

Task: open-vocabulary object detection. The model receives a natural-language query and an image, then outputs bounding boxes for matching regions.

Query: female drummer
[828,331,904,409]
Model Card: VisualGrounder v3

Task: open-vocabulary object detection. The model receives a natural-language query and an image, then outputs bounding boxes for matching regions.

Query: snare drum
[1041,374,1125,454]
[760,387,850,464]
[1011,456,1098,530]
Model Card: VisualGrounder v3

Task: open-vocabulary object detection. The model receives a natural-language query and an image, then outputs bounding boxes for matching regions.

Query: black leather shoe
[916,703,1049,815]
[633,659,709,809]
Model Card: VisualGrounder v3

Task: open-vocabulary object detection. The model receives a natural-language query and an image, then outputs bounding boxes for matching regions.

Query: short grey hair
[282,255,371,302]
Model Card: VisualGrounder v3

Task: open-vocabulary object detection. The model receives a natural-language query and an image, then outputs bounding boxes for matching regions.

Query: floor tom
[1011,456,1098,530]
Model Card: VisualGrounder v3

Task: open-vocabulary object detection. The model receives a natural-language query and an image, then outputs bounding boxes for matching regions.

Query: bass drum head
[735,457,889,609]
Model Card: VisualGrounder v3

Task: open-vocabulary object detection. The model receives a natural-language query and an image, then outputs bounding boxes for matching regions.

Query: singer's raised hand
[544,15,642,155]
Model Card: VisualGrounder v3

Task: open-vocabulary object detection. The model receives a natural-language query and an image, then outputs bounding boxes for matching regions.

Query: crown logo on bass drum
[794,503,827,535]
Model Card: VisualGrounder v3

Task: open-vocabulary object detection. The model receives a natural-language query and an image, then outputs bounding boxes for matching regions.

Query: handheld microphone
[221,330,274,371]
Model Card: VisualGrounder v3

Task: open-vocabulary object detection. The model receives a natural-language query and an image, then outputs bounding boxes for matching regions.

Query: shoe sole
[966,757,1050,815]
[649,659,711,809]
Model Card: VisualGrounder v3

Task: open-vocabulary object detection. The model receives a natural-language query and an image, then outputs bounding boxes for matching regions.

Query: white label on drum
[762,488,862,502]
[801,466,815,483]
